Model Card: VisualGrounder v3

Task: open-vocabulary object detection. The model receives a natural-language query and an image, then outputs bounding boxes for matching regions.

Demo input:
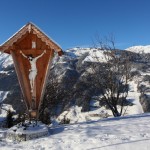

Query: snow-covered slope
[0,52,13,97]
[0,91,9,102]
[66,47,108,63]
[0,46,149,68]
[0,53,13,70]
[126,45,150,54]
[0,53,13,102]
[0,46,149,116]
[0,46,150,149]
[1,113,150,150]
[66,47,92,58]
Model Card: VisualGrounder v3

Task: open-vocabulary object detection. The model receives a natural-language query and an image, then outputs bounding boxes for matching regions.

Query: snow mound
[0,104,14,122]
[56,106,110,124]
[57,106,86,124]
[6,121,49,142]
[126,45,150,54]
[8,121,48,135]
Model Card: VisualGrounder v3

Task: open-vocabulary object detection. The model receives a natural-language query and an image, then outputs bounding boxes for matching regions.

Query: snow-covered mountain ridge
[126,45,150,54]
[0,45,149,69]
[0,45,149,117]
[0,45,150,150]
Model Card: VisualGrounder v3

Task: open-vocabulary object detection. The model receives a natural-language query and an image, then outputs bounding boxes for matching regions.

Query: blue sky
[0,0,150,50]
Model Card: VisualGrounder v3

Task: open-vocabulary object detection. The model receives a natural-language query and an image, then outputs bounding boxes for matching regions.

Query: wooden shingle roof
[0,22,62,54]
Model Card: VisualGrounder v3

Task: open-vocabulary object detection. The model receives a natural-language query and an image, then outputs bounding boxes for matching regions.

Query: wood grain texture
[0,23,63,114]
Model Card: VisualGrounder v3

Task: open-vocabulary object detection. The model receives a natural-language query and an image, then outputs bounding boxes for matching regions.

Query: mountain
[126,45,150,54]
[0,46,150,119]
[0,46,150,149]
[0,53,26,113]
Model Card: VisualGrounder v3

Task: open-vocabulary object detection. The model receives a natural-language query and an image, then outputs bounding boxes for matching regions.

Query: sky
[0,0,150,50]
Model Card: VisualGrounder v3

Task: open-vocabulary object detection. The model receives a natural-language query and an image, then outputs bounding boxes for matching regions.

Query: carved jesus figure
[20,50,46,93]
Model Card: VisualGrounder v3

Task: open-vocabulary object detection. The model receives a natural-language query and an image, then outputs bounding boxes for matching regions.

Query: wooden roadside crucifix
[0,22,63,119]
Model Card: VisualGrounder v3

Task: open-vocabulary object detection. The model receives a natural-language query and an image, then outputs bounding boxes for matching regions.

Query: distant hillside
[126,45,150,54]
[0,46,150,119]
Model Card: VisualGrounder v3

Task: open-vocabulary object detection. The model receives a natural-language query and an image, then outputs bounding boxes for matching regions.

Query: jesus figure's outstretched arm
[20,50,28,58]
[35,50,46,60]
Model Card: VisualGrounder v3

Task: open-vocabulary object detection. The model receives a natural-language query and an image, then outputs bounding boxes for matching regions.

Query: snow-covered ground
[0,113,150,150]
[126,80,143,115]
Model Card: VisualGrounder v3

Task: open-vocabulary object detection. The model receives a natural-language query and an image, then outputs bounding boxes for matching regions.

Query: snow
[0,46,149,149]
[0,53,13,69]
[55,106,110,125]
[56,106,108,124]
[0,113,150,149]
[66,47,91,58]
[83,49,107,63]
[66,48,108,63]
[8,121,48,135]
[126,45,150,54]
[0,91,9,102]
[0,104,14,122]
[126,80,143,115]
